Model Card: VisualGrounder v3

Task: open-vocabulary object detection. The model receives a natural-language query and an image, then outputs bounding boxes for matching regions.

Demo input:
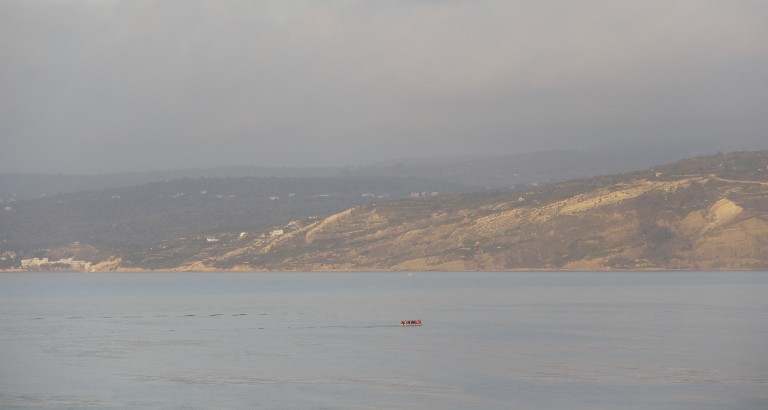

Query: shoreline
[3,267,766,273]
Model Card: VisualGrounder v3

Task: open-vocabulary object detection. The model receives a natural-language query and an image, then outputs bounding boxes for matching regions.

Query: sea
[1,272,766,409]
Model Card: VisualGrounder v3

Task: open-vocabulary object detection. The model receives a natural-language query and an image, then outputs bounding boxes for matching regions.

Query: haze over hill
[1,150,641,202]
[354,150,640,188]
[0,166,343,202]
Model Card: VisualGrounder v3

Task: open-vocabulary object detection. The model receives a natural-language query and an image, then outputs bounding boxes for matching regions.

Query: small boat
[400,319,422,326]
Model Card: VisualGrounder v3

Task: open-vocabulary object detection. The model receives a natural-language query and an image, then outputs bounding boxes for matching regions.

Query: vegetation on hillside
[0,176,477,255]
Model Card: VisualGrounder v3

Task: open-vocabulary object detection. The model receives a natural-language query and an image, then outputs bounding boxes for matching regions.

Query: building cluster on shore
[20,257,91,271]
[411,191,439,198]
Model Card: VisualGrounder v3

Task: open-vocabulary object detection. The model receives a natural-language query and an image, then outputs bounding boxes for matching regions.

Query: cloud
[1,0,767,173]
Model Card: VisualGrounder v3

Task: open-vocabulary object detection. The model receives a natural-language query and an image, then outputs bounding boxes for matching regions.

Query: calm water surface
[1,272,767,409]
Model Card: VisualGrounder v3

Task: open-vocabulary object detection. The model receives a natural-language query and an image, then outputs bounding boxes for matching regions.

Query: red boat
[400,319,422,326]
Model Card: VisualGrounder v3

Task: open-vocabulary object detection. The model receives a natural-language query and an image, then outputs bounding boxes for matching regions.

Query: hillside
[142,150,767,271]
[0,176,477,260]
[4,151,767,271]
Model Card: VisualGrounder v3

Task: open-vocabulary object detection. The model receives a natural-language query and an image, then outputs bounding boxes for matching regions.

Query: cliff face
[130,151,768,271]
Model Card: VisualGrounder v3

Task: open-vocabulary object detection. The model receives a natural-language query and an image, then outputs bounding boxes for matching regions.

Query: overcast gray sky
[2,0,767,174]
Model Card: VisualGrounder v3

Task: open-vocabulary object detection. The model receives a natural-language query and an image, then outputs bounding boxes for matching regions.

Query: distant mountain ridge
[0,150,649,201]
[0,166,343,202]
[355,150,632,188]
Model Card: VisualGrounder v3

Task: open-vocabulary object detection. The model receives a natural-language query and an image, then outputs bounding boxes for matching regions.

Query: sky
[2,0,767,174]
